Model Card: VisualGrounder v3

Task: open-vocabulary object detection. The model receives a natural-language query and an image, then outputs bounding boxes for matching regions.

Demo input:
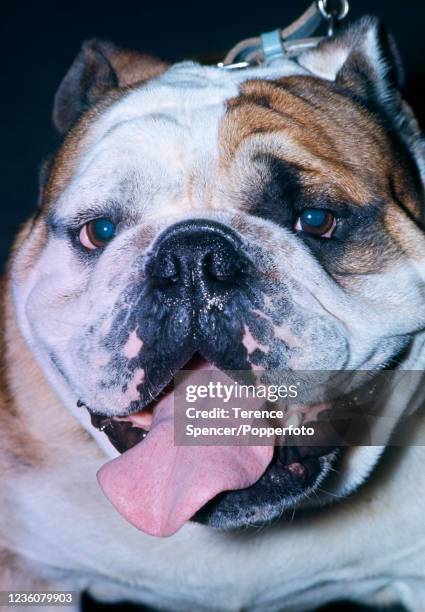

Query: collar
[218,0,349,70]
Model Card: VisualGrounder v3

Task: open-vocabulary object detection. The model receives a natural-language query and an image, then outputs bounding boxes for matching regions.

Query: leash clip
[317,0,349,37]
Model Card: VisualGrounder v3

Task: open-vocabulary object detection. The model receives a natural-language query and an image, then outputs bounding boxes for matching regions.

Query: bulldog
[2,14,425,611]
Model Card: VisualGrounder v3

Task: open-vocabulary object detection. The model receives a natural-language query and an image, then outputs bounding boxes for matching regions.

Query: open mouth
[86,355,337,536]
[89,354,205,452]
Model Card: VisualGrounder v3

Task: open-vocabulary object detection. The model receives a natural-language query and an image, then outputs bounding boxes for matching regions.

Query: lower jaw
[90,407,337,529]
[193,446,339,529]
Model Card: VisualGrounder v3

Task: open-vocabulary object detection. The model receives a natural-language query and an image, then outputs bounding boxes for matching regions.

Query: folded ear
[53,39,169,134]
[299,16,403,106]
[298,16,425,182]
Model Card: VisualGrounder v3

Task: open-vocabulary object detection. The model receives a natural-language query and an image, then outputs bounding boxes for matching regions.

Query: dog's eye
[294,209,336,238]
[79,218,116,250]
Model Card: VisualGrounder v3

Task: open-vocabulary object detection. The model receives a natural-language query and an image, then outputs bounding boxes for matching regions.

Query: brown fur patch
[0,278,46,468]
[0,274,98,475]
[220,77,422,214]
[107,49,168,87]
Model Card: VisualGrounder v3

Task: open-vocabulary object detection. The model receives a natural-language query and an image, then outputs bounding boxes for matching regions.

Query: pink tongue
[97,370,273,537]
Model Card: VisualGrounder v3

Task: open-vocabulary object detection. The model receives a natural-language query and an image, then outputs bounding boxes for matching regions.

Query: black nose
[146,220,250,295]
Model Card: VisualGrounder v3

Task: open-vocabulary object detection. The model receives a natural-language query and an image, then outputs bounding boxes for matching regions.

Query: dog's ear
[298,16,403,111]
[298,16,425,183]
[53,39,168,134]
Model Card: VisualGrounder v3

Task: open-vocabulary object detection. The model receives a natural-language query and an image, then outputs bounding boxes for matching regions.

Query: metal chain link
[317,0,350,36]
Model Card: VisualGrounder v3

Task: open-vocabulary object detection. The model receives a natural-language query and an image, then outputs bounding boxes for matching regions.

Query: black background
[1,1,422,610]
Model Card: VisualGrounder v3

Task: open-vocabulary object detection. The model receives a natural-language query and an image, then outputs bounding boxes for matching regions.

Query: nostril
[206,250,246,280]
[151,253,179,282]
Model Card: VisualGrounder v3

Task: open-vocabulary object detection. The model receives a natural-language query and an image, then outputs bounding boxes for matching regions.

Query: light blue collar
[218,0,350,70]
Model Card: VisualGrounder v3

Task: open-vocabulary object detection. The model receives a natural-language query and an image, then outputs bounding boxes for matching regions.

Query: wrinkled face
[11,35,425,535]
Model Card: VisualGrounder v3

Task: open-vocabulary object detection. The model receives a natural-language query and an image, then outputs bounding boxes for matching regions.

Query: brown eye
[294,209,336,238]
[79,218,116,250]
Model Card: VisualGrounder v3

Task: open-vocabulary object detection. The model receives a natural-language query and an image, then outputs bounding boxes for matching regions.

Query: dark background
[1,1,422,610]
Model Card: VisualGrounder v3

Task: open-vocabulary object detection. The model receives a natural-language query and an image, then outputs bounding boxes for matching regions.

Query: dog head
[10,17,425,536]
